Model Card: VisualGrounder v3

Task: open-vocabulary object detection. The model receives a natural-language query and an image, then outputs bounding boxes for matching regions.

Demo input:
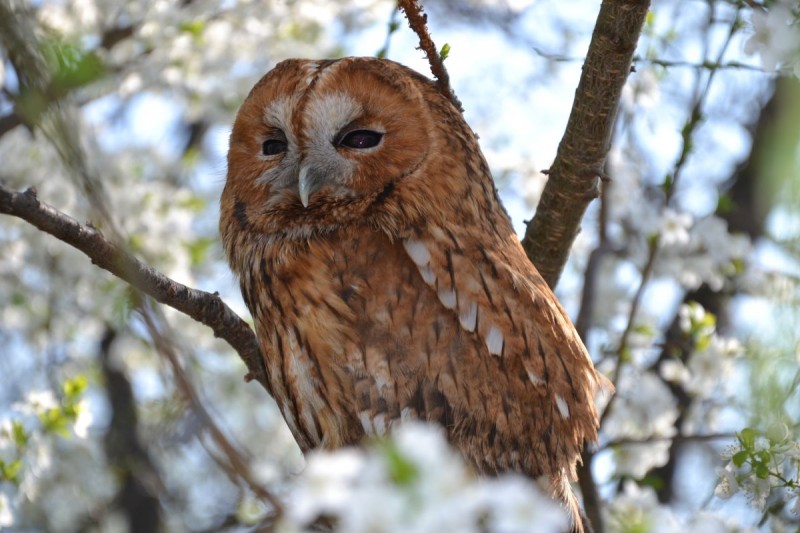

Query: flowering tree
[0,0,799,531]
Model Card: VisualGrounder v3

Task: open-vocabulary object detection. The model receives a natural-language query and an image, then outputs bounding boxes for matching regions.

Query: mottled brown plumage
[220,57,608,530]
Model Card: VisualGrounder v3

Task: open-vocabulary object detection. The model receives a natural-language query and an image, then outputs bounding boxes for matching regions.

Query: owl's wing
[401,222,608,473]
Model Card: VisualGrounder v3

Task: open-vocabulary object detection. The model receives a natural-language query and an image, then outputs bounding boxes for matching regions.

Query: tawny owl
[220,57,607,531]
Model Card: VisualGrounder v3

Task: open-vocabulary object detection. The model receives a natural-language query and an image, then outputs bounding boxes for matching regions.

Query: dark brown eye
[262,139,287,156]
[339,130,383,149]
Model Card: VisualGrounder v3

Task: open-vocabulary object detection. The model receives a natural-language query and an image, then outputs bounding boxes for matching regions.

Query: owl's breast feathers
[238,216,606,481]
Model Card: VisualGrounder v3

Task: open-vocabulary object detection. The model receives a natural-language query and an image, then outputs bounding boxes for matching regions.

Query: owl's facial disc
[225,58,434,235]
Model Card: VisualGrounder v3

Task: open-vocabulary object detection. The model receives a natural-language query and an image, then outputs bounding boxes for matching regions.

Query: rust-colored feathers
[220,57,607,530]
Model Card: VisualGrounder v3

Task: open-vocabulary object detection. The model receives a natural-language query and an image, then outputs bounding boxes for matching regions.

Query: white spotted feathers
[403,233,509,359]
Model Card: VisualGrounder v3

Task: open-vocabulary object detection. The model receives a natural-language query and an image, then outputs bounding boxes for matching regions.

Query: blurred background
[0,0,798,531]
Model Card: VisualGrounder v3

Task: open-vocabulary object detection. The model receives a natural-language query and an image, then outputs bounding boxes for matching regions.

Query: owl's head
[221,57,482,250]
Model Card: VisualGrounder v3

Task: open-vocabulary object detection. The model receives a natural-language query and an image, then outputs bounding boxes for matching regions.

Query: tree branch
[0,183,269,393]
[522,0,651,288]
[397,0,463,111]
[138,303,282,516]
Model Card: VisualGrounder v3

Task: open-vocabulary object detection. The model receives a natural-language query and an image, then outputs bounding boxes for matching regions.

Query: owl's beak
[298,165,312,208]
[298,163,333,208]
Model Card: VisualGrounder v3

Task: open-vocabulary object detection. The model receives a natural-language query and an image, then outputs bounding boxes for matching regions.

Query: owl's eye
[262,139,288,156]
[339,130,383,150]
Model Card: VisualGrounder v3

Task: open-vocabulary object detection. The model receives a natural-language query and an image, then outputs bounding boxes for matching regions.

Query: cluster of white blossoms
[744,0,800,77]
[277,423,568,533]
[715,429,800,520]
[605,480,749,533]
[661,303,744,398]
[0,386,114,531]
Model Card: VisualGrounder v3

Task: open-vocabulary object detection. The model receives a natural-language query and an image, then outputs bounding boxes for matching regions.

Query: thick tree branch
[0,183,269,393]
[522,0,650,288]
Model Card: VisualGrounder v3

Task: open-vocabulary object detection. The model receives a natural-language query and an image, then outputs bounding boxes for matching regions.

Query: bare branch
[138,304,283,516]
[0,183,269,393]
[600,432,735,451]
[397,0,463,112]
[522,0,651,288]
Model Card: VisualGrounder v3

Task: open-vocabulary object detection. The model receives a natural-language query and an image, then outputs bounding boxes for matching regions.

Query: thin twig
[0,183,268,392]
[666,7,741,201]
[396,0,463,111]
[139,304,283,516]
[376,6,400,59]
[575,165,612,533]
[599,432,735,451]
[531,46,763,72]
[599,238,659,427]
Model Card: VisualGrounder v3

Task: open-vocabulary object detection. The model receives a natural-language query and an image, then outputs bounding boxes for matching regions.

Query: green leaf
[717,193,735,216]
[661,173,674,193]
[15,89,49,126]
[178,195,207,213]
[639,474,665,491]
[63,375,88,402]
[739,428,756,449]
[382,442,419,486]
[11,421,28,448]
[0,459,23,483]
[732,450,749,468]
[179,20,206,37]
[439,43,451,61]
[698,311,716,330]
[39,408,70,437]
[695,335,711,351]
[46,41,106,93]
[188,237,215,266]
[619,346,632,364]
[754,462,770,479]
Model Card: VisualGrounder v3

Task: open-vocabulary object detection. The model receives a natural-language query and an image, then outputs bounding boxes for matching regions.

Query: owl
[220,57,607,531]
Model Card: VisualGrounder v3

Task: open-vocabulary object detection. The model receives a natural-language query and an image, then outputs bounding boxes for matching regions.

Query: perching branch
[0,183,268,393]
[522,0,651,288]
[397,0,464,112]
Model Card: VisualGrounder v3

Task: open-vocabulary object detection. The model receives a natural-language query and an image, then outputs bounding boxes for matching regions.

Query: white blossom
[744,1,800,74]
[604,481,681,533]
[684,336,742,396]
[0,491,13,528]
[744,476,773,512]
[13,390,58,416]
[280,423,566,533]
[790,492,800,514]
[714,463,740,499]
[479,475,568,533]
[286,448,364,525]
[72,400,93,439]
[659,208,693,247]
[602,370,679,477]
